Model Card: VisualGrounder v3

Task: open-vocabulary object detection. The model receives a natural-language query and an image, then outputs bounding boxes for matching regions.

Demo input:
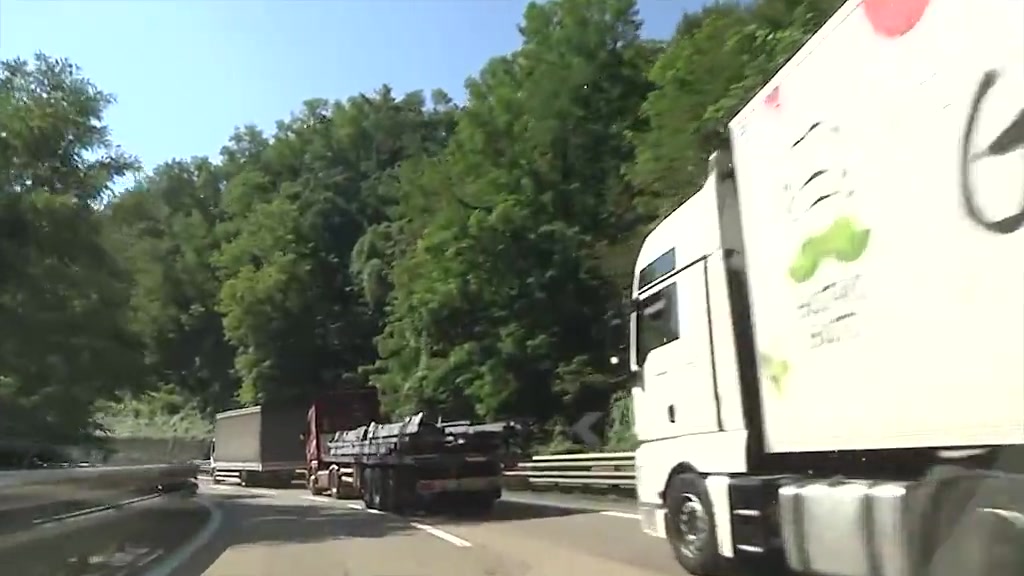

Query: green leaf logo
[788,216,871,283]
[759,352,790,394]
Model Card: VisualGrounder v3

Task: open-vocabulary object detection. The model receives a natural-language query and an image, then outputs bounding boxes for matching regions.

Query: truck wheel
[391,467,414,513]
[665,473,721,576]
[361,468,373,506]
[329,469,344,500]
[466,492,496,515]
[308,472,323,495]
[389,468,405,513]
[379,468,395,511]
[369,468,383,510]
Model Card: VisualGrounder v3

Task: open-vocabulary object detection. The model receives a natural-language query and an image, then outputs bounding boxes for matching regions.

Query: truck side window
[636,283,679,366]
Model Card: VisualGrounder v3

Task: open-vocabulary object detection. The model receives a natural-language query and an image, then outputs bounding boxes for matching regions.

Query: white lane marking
[337,501,471,546]
[202,484,276,497]
[140,497,223,576]
[410,522,472,547]
[303,495,334,503]
[244,488,278,496]
[345,503,384,514]
[600,511,641,520]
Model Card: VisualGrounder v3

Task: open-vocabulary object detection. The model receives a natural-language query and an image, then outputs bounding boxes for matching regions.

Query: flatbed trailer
[308,412,518,513]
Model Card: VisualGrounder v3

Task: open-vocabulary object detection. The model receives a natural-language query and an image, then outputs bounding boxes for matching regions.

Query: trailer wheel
[379,468,395,511]
[360,468,373,506]
[369,468,384,510]
[464,492,496,515]
[665,473,721,576]
[391,467,414,513]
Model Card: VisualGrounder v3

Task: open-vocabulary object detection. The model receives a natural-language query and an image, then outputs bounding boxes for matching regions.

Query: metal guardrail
[505,452,636,489]
[0,462,200,550]
[196,452,636,490]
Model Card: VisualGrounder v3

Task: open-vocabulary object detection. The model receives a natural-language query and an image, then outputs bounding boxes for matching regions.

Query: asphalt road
[0,494,210,576]
[168,479,683,576]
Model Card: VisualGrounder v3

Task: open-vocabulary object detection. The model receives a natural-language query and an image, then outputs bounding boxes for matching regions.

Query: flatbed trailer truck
[308,410,517,513]
[624,1,1024,575]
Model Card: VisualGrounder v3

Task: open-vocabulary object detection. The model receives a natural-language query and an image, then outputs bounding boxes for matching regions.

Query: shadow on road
[174,495,417,575]
[0,495,210,576]
[407,497,591,525]
[261,483,593,525]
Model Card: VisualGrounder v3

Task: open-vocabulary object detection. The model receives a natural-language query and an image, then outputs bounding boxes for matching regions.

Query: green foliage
[95,386,212,440]
[2,0,844,449]
[0,54,145,444]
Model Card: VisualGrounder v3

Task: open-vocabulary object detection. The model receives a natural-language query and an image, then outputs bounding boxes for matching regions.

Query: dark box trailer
[211,404,308,487]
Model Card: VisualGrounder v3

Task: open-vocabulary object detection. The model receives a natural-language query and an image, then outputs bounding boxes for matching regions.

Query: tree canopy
[0,0,842,449]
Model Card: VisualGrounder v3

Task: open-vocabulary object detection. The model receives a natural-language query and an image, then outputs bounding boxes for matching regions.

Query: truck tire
[328,469,341,499]
[379,468,395,511]
[308,471,324,495]
[391,467,414,513]
[665,472,721,576]
[360,468,373,507]
[369,468,384,510]
[466,492,497,514]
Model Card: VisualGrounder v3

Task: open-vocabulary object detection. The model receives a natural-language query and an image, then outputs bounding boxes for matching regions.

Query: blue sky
[1,0,703,175]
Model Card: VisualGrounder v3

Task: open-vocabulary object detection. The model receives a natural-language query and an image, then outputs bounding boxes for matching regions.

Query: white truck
[627,1,1024,575]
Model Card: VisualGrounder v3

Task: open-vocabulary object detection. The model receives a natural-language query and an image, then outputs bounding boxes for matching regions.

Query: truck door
[637,261,720,440]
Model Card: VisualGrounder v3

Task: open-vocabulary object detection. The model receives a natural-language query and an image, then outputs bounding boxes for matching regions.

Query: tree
[5,0,847,451]
[0,54,144,443]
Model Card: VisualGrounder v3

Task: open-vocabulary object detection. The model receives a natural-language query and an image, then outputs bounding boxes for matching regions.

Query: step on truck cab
[627,0,1024,575]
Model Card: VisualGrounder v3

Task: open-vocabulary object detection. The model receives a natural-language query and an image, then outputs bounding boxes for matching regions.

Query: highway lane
[177,480,682,576]
[0,494,210,576]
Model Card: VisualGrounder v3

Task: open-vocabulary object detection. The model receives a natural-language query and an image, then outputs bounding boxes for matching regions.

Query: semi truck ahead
[626,1,1024,575]
[306,404,518,513]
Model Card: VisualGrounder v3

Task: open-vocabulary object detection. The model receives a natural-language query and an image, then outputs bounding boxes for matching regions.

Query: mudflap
[908,465,1024,576]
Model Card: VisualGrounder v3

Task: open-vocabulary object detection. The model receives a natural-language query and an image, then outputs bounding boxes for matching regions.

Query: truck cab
[629,154,757,566]
[628,1,1024,574]
[304,388,382,497]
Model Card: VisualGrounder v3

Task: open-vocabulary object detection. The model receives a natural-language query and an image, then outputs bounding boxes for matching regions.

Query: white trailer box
[628,1,1024,575]
[728,0,1024,454]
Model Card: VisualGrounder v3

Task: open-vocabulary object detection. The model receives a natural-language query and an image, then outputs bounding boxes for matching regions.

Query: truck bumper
[639,501,667,539]
[416,476,502,494]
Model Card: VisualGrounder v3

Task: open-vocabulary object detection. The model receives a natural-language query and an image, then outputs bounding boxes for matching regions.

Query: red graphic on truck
[861,0,931,38]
